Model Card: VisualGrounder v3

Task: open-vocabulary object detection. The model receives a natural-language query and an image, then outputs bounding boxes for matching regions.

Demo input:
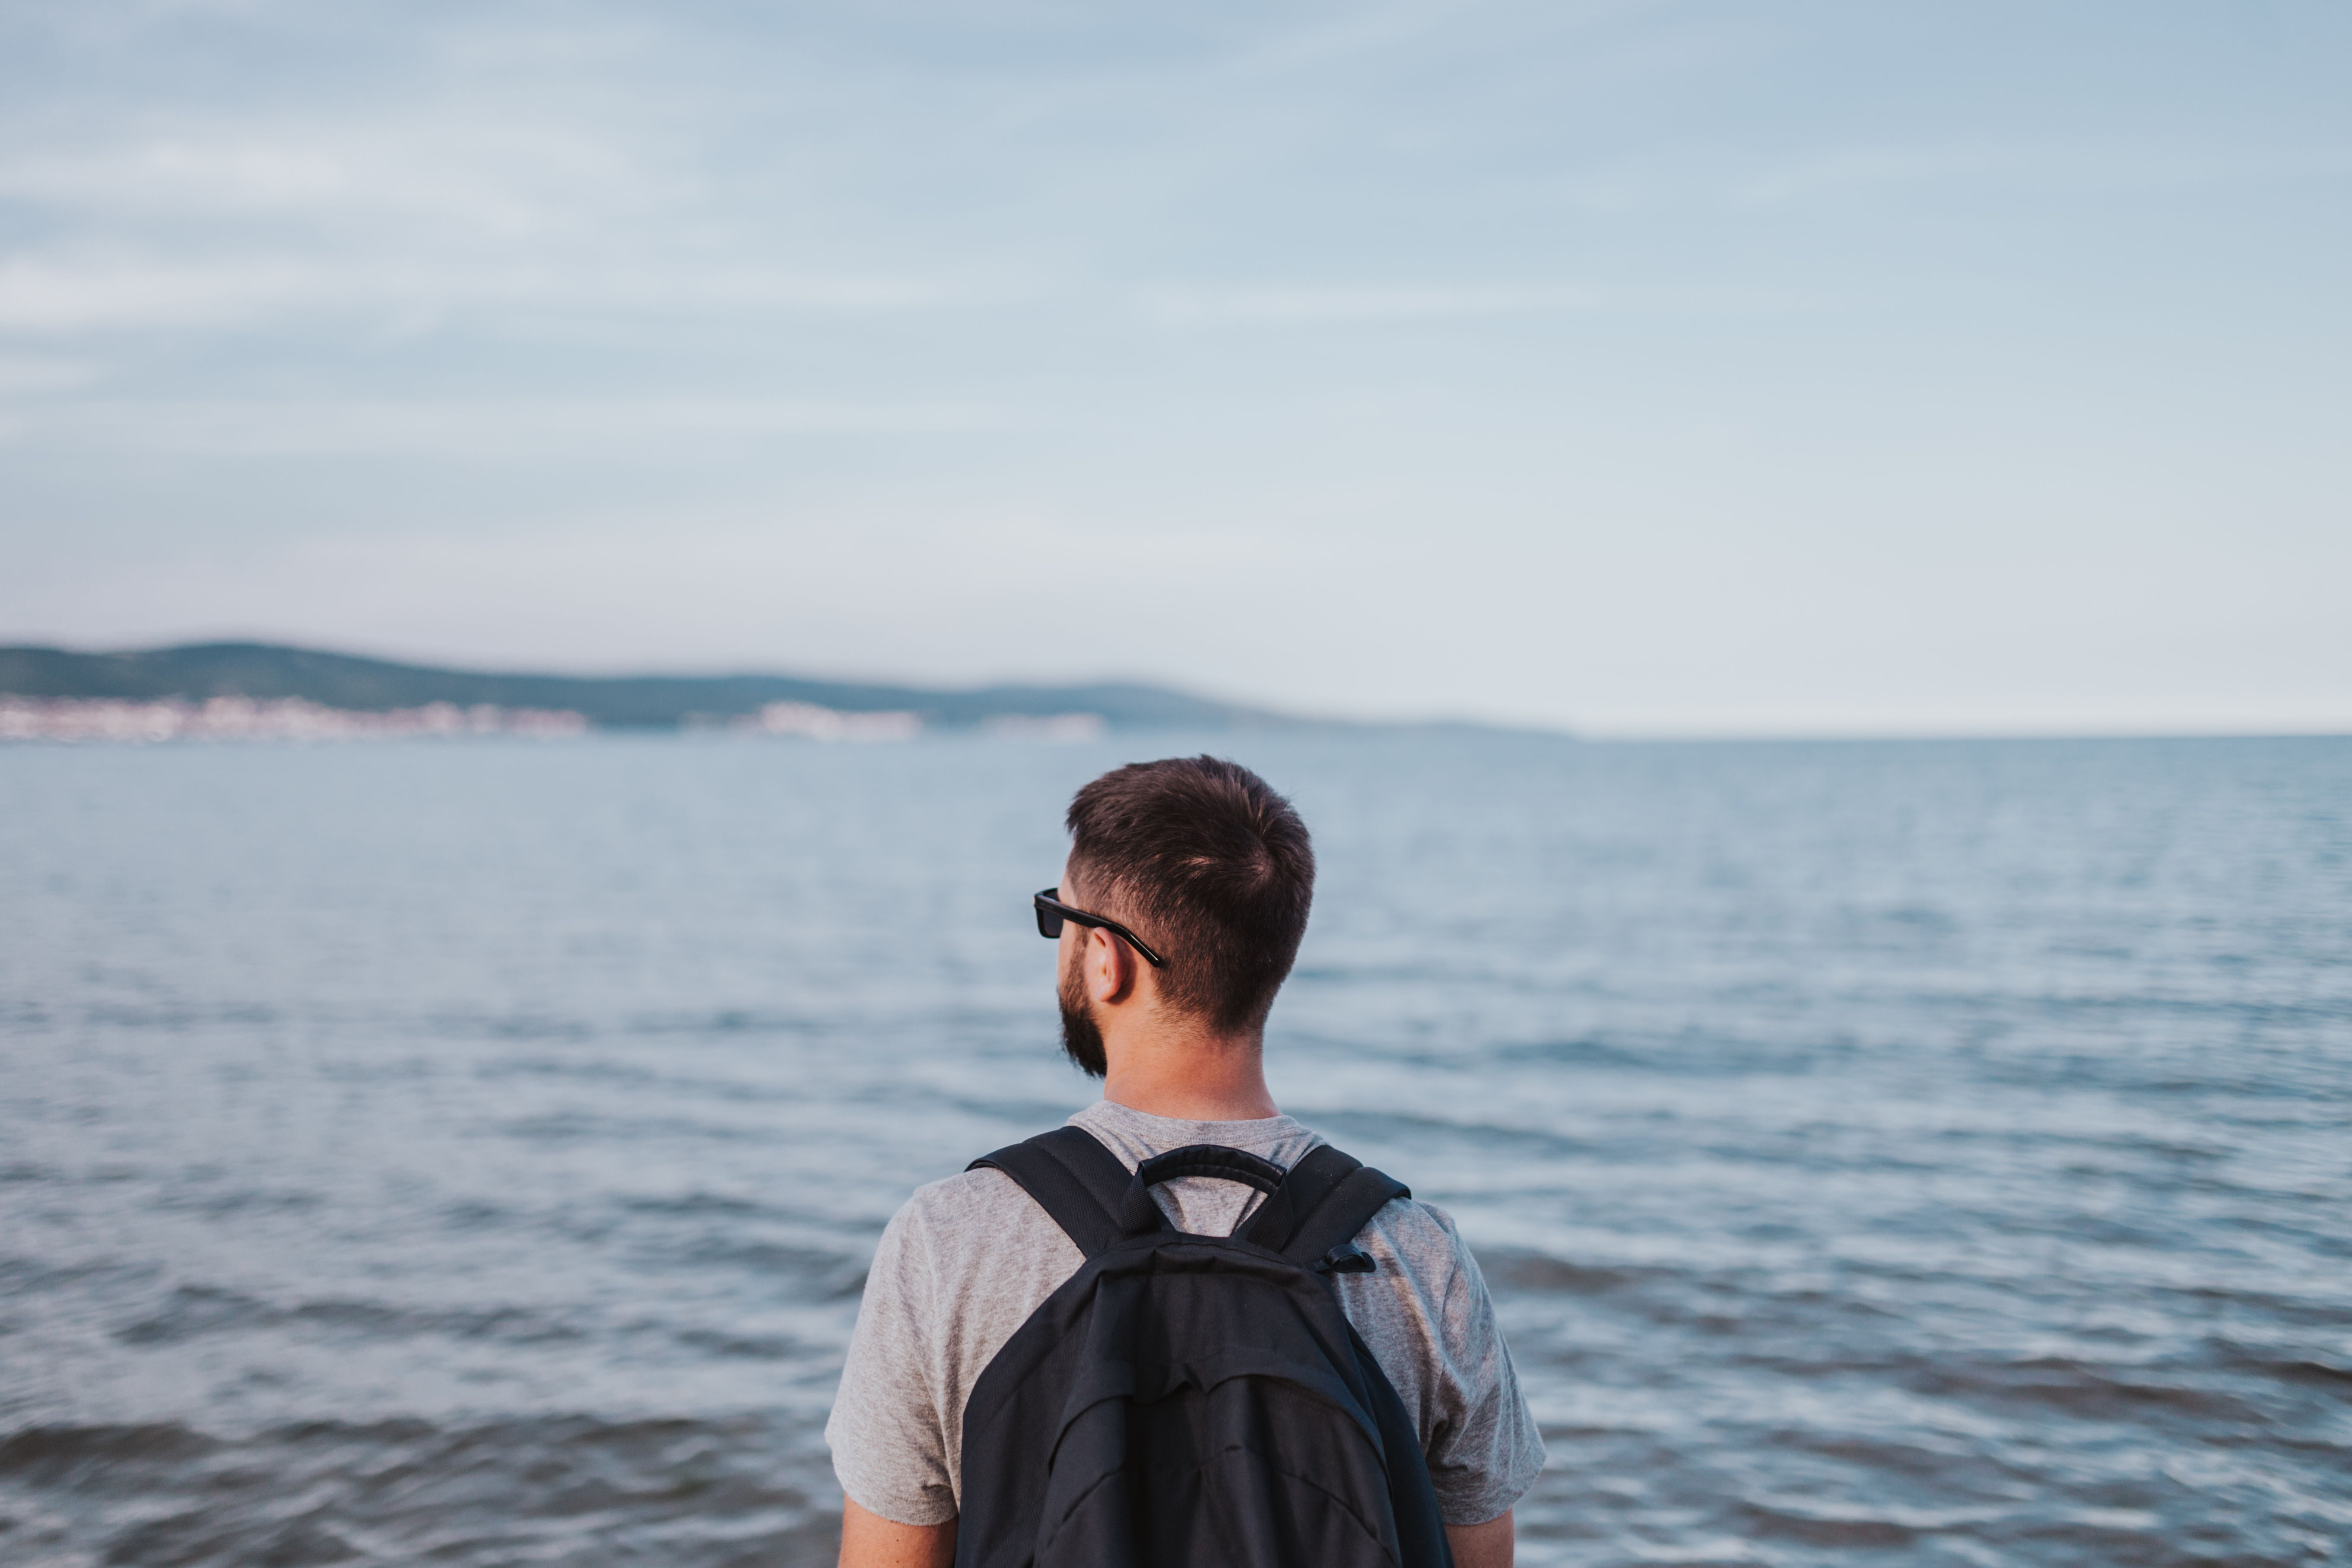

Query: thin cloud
[0,257,327,333]
[0,353,103,394]
[0,255,980,333]
[16,397,1009,456]
[1737,140,2352,206]
[0,121,644,235]
[1144,282,1602,325]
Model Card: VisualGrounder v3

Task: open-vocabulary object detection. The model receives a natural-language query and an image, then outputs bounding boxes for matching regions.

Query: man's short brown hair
[1065,755,1314,1034]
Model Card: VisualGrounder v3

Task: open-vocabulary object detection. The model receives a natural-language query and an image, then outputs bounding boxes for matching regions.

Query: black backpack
[954,1126,1455,1568]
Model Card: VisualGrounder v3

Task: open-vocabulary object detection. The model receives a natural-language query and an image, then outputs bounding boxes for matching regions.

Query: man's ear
[1085,925,1138,1006]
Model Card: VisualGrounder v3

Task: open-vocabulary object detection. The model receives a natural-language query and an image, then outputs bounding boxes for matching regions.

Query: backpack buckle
[1314,1243,1376,1276]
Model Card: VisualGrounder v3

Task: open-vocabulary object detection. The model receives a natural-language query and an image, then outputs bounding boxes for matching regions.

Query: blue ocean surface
[1,732,2347,1566]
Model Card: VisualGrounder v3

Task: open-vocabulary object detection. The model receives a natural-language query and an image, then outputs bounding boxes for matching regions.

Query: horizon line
[5,637,2348,745]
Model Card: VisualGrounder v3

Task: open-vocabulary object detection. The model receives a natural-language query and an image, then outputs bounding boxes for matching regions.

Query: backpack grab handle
[1135,1144,1287,1194]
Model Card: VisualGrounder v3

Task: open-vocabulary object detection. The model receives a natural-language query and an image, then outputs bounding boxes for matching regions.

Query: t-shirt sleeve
[1379,1204,1548,1526]
[824,1201,959,1527]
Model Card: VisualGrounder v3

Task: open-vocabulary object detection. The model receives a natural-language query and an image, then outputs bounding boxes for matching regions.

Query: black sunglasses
[1033,887,1167,968]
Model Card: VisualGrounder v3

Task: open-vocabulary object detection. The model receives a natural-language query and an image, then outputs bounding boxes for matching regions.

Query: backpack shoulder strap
[1241,1142,1410,1266]
[967,1125,1160,1259]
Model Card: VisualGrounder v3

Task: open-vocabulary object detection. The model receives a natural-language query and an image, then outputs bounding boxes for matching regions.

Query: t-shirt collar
[1071,1097,1309,1151]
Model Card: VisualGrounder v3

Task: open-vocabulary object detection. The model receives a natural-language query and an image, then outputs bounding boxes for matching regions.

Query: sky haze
[3,0,2347,734]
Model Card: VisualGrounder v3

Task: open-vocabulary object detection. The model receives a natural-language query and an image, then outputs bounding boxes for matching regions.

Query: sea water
[2,733,2347,1566]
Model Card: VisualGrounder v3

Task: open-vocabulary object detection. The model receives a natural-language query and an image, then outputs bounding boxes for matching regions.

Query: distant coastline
[0,641,1311,741]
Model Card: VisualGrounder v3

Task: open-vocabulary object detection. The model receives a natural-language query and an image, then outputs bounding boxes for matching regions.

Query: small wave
[2215,1343,2352,1388]
[1905,1355,2274,1423]
[292,1300,590,1345]
[438,1198,514,1231]
[620,1191,775,1219]
[0,1421,221,1478]
[1482,1034,1654,1069]
[1479,1250,1641,1295]
[152,1186,325,1218]
[625,1009,831,1038]
[494,1111,780,1145]
[458,1010,600,1041]
[1735,1499,1921,1548]
[112,1284,588,1348]
[656,1239,870,1298]
[114,1284,274,1346]
[0,1413,836,1568]
[673,1327,802,1360]
[0,1254,162,1297]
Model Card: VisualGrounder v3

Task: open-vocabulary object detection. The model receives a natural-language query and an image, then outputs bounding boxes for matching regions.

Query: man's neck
[1100,1029,1279,1122]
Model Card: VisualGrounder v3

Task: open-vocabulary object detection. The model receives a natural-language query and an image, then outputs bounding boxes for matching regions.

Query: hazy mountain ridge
[0,643,1310,732]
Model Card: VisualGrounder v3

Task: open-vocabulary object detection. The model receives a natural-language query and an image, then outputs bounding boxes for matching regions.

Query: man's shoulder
[1376,1191,1463,1238]
[862,1164,1086,1355]
[890,1164,1050,1241]
[881,1164,1083,1276]
[902,1163,1032,1219]
[1360,1192,1472,1274]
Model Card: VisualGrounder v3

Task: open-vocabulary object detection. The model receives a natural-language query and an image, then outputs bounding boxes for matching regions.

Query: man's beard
[1058,951,1107,1078]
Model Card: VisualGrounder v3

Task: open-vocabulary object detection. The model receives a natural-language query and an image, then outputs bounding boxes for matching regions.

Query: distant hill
[0,642,1307,732]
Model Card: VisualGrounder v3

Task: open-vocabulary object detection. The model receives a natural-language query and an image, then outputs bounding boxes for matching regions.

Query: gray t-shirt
[826,1100,1546,1528]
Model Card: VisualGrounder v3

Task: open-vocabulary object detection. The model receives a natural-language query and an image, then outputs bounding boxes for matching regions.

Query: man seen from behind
[828,756,1543,1568]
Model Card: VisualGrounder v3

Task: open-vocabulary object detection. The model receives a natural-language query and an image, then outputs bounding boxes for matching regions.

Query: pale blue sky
[3,0,2347,733]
